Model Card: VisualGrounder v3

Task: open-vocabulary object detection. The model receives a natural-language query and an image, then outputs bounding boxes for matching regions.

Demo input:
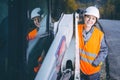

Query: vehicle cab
[8,0,80,80]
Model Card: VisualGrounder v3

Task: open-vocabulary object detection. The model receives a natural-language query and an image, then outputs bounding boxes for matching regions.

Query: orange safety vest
[27,28,37,40]
[78,24,103,75]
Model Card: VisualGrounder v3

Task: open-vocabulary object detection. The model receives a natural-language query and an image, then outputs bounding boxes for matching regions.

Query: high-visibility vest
[78,24,103,75]
[27,28,37,40]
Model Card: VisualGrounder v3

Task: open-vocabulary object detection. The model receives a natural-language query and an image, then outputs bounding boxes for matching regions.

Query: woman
[26,8,53,80]
[78,6,108,80]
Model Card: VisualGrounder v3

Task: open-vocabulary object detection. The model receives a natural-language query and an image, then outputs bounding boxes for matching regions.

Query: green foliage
[52,0,120,20]
[100,0,120,19]
[100,0,115,19]
[64,0,80,13]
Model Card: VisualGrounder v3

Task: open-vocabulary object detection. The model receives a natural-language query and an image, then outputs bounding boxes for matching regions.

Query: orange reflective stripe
[27,28,37,40]
[34,64,41,73]
[34,56,43,73]
[78,24,103,75]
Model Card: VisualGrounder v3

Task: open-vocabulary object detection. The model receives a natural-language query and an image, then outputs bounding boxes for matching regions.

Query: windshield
[26,0,53,80]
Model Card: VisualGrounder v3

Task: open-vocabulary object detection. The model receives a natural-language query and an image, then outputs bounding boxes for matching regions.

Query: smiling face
[33,16,40,28]
[84,15,97,31]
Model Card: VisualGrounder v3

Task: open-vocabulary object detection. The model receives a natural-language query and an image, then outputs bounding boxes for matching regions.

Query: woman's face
[33,16,40,27]
[84,15,97,28]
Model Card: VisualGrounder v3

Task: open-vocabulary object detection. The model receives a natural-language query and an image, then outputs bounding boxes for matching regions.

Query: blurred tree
[102,0,115,19]
[51,0,120,20]
[100,0,120,19]
[64,0,80,13]
[114,0,120,19]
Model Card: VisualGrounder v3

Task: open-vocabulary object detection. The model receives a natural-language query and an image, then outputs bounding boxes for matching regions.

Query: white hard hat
[31,8,41,19]
[84,6,100,19]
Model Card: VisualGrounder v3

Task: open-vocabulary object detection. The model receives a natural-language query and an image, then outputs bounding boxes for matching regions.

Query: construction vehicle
[8,0,83,80]
[33,0,82,79]
[35,12,80,80]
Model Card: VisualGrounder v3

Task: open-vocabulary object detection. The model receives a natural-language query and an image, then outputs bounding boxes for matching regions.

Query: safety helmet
[84,6,100,19]
[31,8,41,19]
